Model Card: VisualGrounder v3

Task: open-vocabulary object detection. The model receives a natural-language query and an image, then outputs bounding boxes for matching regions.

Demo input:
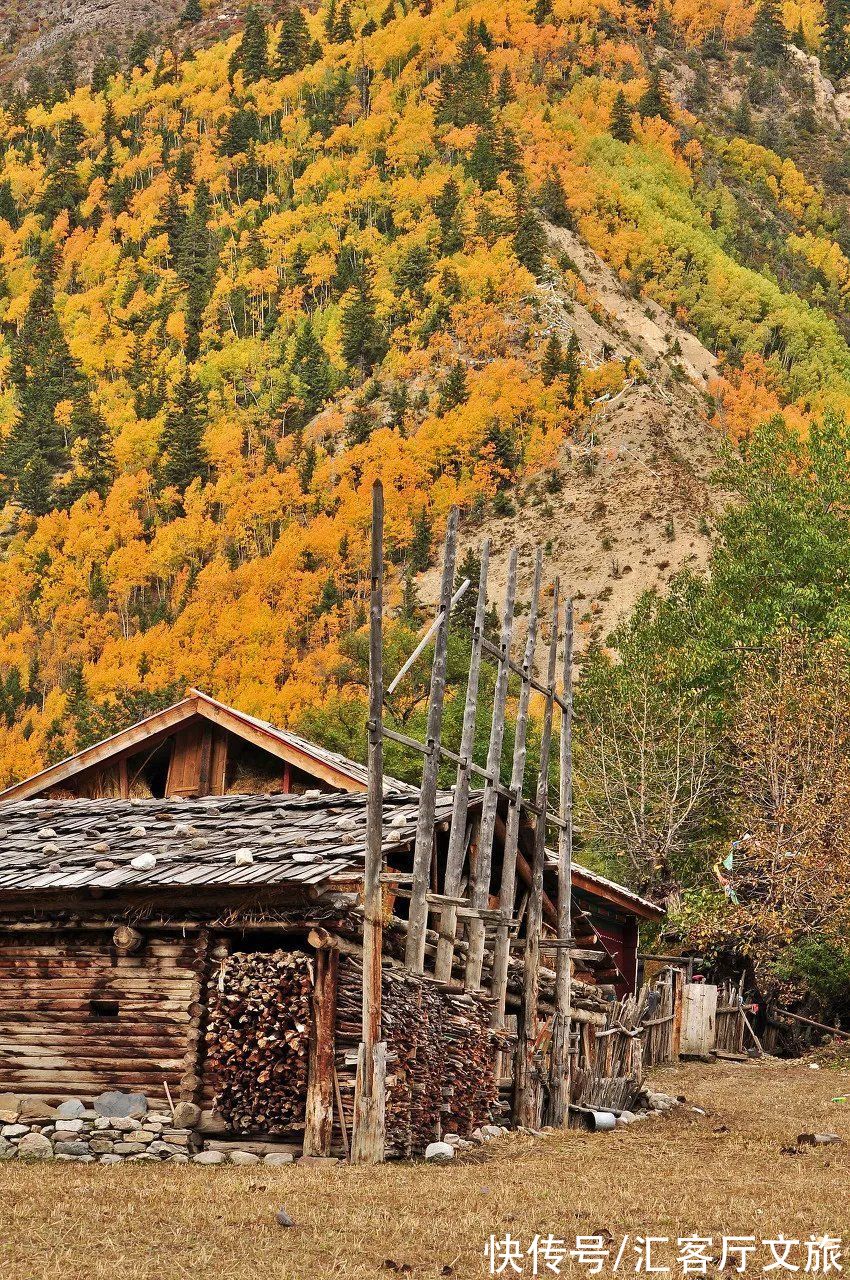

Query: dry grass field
[0,1059,848,1280]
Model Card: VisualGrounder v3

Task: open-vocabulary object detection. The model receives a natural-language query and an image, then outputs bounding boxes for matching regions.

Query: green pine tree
[610,89,634,141]
[159,369,209,493]
[638,66,672,121]
[292,320,332,418]
[177,180,215,361]
[497,66,515,105]
[230,3,269,82]
[340,270,386,375]
[3,255,82,515]
[541,333,564,385]
[513,185,546,277]
[752,0,786,65]
[65,392,115,504]
[822,0,850,80]
[437,361,469,414]
[434,178,463,254]
[563,332,581,407]
[324,0,338,40]
[732,91,752,135]
[539,168,571,227]
[38,115,85,225]
[332,1,354,41]
[180,0,203,22]
[276,2,310,74]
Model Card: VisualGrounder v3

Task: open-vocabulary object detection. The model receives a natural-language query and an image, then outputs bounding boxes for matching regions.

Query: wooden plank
[406,507,459,973]
[515,579,560,1129]
[465,547,518,991]
[435,541,490,984]
[548,597,574,1128]
[351,480,387,1166]
[490,550,542,1013]
[679,983,718,1057]
[303,947,339,1156]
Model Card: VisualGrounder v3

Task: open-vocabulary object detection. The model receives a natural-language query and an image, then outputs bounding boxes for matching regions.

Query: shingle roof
[0,791,441,894]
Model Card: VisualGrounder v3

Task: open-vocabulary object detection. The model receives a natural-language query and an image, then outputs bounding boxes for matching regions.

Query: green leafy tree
[159,369,209,493]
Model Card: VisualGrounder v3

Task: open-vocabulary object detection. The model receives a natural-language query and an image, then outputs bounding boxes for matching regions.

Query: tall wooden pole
[351,480,387,1164]
[465,547,518,992]
[515,578,560,1129]
[436,541,490,984]
[406,508,459,973]
[490,550,543,1025]
[547,598,573,1127]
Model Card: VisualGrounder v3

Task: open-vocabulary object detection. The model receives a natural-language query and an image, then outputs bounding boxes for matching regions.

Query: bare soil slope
[422,229,726,653]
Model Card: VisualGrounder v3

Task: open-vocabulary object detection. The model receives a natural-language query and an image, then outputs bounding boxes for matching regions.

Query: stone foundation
[0,1093,297,1166]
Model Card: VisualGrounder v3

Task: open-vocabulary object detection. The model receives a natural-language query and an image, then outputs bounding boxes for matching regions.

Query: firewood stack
[206,949,314,1135]
[334,956,499,1156]
[442,994,499,1135]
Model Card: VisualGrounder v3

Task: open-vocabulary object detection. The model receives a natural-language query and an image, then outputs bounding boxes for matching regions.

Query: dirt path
[0,1060,848,1279]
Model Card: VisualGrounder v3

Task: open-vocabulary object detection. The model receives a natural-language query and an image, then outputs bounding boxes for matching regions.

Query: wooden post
[490,551,543,1022]
[515,579,560,1129]
[671,966,684,1061]
[465,548,518,991]
[351,480,387,1164]
[304,947,340,1156]
[406,509,459,973]
[547,598,574,1127]
[435,542,490,984]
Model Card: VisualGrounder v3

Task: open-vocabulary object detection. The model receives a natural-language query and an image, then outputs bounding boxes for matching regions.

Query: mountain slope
[0,0,845,784]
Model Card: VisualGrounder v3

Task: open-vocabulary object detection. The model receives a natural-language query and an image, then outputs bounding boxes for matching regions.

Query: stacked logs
[442,994,499,1135]
[205,949,314,1135]
[334,956,498,1156]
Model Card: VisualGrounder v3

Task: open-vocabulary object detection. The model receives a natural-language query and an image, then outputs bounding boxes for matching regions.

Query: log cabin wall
[0,929,199,1103]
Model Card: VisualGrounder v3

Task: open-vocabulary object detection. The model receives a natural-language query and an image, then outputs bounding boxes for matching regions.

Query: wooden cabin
[0,692,661,1154]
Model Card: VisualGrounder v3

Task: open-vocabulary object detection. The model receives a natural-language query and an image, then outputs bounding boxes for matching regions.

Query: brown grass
[0,1060,848,1279]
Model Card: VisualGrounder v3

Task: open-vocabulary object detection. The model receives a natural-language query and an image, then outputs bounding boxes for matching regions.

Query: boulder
[112,1141,147,1156]
[193,1150,226,1165]
[99,1154,123,1165]
[617,1112,638,1125]
[167,1154,190,1163]
[94,1091,148,1119]
[56,1099,86,1119]
[16,1132,53,1160]
[0,1094,21,1117]
[1,1124,29,1138]
[229,1150,260,1165]
[0,1111,19,1125]
[171,1101,201,1130]
[263,1153,295,1166]
[424,1141,455,1161]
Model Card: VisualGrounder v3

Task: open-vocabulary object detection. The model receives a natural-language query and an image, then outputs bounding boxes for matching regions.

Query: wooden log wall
[0,930,198,1101]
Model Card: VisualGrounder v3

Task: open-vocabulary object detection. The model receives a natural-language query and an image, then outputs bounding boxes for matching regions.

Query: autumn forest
[3,0,850,1013]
